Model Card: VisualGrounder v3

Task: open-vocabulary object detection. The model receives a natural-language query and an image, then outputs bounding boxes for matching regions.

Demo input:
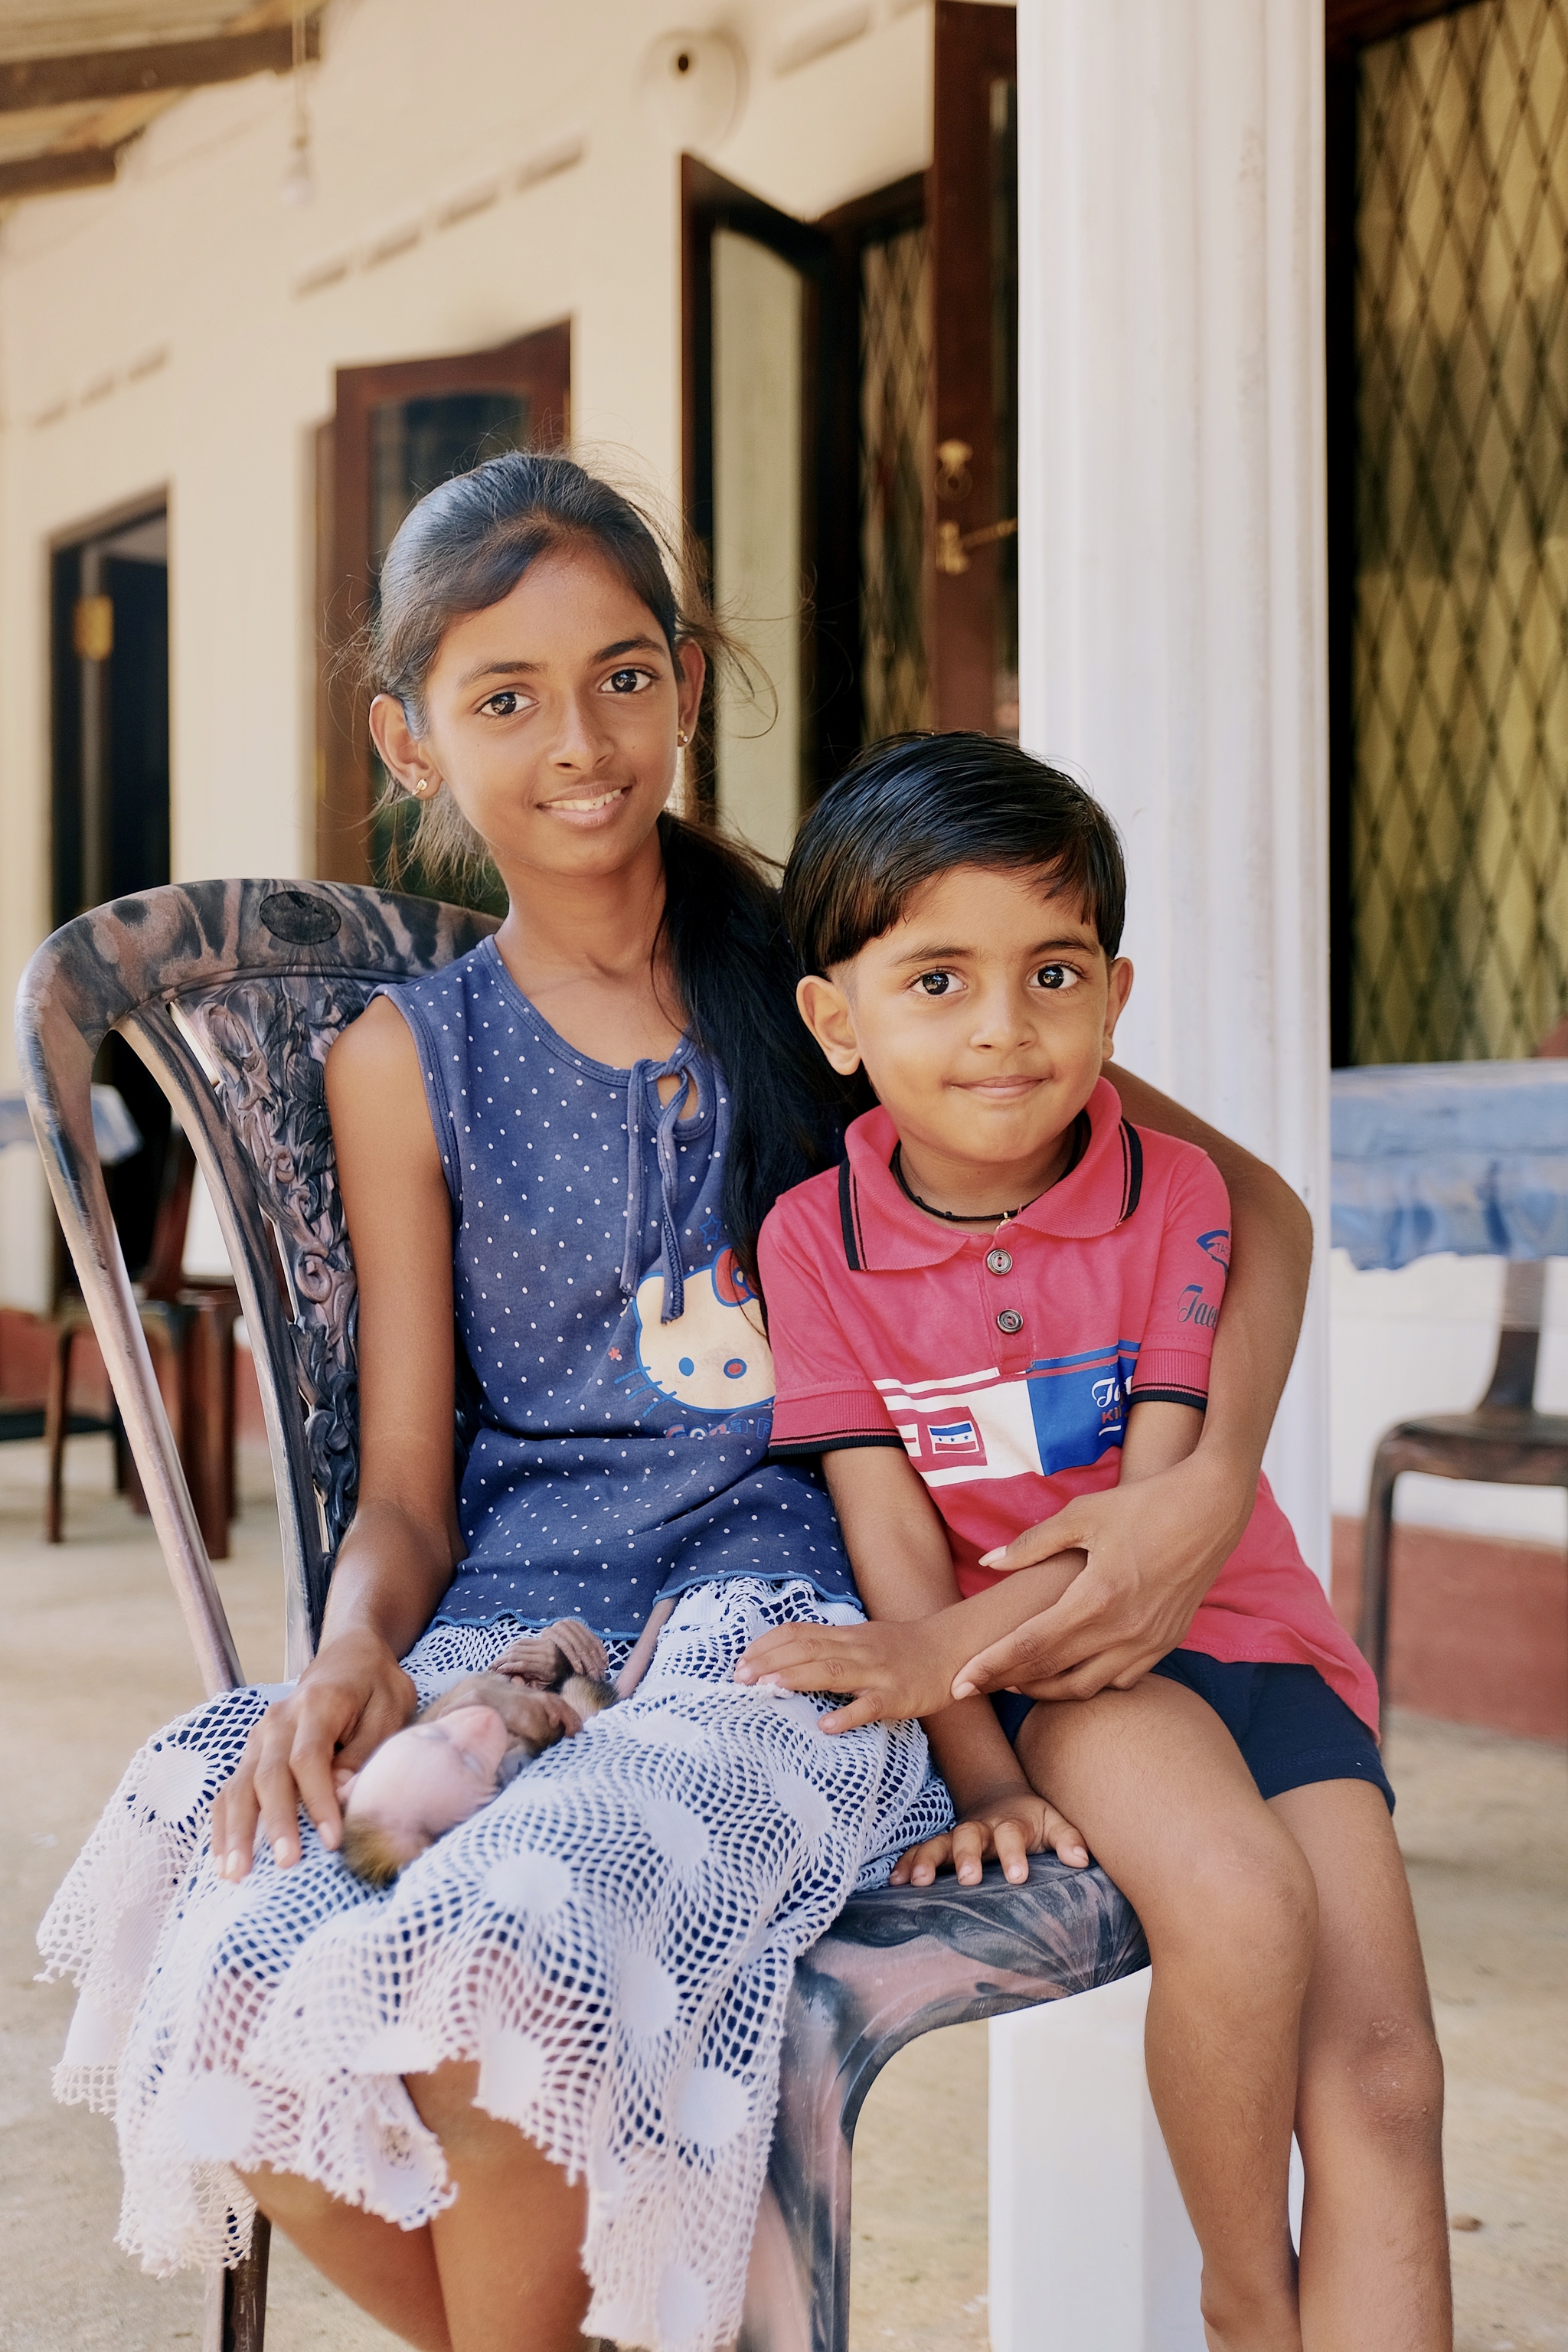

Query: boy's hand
[734,1618,958,1731]
[891,1785,1090,1887]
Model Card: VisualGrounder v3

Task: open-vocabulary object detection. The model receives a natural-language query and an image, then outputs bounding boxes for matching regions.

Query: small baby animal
[338,1605,673,1886]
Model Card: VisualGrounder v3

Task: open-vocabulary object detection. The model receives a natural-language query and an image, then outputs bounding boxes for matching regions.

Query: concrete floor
[0,1436,1562,2352]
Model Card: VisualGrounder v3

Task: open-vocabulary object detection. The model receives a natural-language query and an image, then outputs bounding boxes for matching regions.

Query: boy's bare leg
[409,2060,592,2352]
[238,2168,451,2350]
[1270,1780,1450,2351]
[1018,1678,1314,2352]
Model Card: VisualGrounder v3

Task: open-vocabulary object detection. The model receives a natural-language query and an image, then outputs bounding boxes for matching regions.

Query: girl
[42,452,1322,2352]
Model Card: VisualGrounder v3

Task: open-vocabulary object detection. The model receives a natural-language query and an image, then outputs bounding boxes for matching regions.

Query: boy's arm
[737,1446,1085,1729]
[1117,1397,1206,1483]
[803,1449,1090,1878]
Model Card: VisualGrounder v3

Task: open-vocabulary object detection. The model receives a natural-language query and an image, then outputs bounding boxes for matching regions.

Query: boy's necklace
[890,1145,1022,1227]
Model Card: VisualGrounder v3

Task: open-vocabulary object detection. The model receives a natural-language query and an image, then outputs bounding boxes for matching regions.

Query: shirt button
[985,1247,1014,1276]
[996,1308,1024,1335]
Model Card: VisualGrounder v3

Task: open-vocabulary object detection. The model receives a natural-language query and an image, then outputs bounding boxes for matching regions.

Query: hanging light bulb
[279,2,314,207]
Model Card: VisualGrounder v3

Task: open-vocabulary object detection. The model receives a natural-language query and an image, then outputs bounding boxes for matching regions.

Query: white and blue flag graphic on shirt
[877,1344,1140,1488]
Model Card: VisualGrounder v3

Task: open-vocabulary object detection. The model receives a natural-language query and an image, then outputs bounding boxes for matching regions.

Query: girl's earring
[411,776,434,798]
[675,731,690,750]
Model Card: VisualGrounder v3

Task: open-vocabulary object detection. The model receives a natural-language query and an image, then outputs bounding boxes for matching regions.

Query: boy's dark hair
[363,448,857,1289]
[783,732,1127,972]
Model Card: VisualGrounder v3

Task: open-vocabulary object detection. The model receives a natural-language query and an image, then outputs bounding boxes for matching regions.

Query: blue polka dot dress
[378,937,858,1637]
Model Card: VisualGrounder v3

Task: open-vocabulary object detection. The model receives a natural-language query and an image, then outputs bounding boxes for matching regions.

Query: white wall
[0,0,934,1308]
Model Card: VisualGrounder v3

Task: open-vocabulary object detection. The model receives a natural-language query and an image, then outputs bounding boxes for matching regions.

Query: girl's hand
[734,1618,957,1731]
[891,1785,1089,1888]
[211,1630,417,1880]
[956,1449,1253,1703]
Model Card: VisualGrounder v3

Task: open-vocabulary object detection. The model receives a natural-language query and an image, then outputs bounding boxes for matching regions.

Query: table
[1331,1060,1568,1271]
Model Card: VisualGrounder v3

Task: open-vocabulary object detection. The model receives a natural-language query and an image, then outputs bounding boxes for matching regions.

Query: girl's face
[370,544,704,884]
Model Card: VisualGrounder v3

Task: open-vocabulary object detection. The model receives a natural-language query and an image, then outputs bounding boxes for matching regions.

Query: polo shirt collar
[841,1076,1139,1271]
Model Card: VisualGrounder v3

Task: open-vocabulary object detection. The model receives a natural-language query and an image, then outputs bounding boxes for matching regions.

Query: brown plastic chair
[1358,1257,1568,1691]
[16,879,1148,2352]
[46,1128,241,1552]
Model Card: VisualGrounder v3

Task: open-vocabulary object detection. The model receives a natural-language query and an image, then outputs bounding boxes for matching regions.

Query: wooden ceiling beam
[0,145,122,198]
[0,20,319,115]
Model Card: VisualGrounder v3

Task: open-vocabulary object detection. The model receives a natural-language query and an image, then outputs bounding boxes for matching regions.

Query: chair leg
[220,1308,237,1528]
[44,1322,75,1544]
[203,2215,270,2352]
[180,1304,232,1561]
[1359,1451,1400,1697]
[739,1978,858,2352]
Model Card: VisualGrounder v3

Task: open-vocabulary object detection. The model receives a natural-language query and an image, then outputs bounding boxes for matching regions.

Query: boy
[737,735,1449,2351]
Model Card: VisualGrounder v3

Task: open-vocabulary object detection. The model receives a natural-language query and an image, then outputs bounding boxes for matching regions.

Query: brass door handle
[935,517,1018,577]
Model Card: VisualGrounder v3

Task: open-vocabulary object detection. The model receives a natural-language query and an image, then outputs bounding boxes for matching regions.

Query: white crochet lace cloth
[39,1578,951,2352]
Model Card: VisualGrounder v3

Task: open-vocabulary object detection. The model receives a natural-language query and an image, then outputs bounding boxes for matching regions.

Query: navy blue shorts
[992,1650,1393,1813]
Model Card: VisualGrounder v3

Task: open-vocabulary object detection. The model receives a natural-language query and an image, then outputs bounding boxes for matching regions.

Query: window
[1329,0,1567,1061]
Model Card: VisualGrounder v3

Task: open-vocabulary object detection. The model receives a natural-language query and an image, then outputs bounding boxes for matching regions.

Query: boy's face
[797,864,1132,1197]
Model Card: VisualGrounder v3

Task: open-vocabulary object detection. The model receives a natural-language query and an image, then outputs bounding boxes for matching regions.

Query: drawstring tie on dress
[620,1051,699,1323]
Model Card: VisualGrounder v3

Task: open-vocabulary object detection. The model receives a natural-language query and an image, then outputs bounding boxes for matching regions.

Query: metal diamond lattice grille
[861,226,932,740]
[1352,0,1568,1062]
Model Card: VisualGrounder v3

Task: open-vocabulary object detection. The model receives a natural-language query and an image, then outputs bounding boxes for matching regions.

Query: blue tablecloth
[0,1087,143,1166]
[1331,1060,1568,1269]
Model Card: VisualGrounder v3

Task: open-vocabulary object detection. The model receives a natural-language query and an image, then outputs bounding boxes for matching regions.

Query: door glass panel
[370,391,529,581]
[861,224,933,738]
[711,227,805,863]
[366,390,528,899]
[1351,0,1568,1060]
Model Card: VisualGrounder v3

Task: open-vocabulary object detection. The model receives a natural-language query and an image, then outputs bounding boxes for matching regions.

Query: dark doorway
[49,501,172,1279]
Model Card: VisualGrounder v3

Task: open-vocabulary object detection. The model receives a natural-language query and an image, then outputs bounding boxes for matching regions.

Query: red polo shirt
[760,1079,1377,1731]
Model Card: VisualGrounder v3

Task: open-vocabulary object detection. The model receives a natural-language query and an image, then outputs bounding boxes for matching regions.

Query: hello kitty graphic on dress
[622,1247,774,1426]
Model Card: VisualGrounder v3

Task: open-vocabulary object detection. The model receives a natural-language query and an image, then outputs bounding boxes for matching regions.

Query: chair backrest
[15,880,496,1692]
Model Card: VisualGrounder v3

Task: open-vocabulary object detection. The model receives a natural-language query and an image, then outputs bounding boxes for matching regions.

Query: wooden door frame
[315,321,571,883]
[929,0,1016,735]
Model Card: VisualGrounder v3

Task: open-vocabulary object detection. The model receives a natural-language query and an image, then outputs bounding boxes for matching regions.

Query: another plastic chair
[1359,1257,1568,1692]
[17,880,1147,2352]
[46,1127,242,1551]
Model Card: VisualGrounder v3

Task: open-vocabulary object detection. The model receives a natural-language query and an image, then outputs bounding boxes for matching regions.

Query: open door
[681,2,1018,859]
[682,158,836,859]
[316,322,570,889]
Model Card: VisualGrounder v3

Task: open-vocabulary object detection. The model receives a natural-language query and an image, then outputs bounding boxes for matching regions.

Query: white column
[998,13,1328,2344]
[990,1974,1305,2352]
[1016,0,1331,1582]
[990,1974,1203,2352]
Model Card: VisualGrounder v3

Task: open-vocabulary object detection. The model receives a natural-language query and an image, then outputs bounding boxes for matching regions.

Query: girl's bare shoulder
[325,997,437,1171]
[327,992,419,1081]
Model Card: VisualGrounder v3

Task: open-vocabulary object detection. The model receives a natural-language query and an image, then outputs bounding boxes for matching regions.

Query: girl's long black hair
[655,812,867,1290]
[366,447,863,1289]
